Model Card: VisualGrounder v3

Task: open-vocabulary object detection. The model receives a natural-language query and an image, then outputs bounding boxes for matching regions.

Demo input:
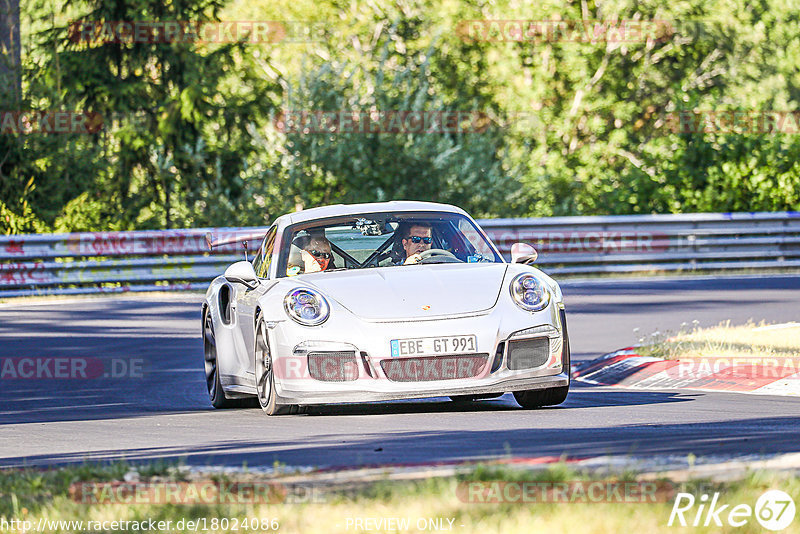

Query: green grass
[1,461,799,533]
[638,320,800,361]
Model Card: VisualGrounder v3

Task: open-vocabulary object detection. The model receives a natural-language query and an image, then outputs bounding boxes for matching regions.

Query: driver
[399,223,433,265]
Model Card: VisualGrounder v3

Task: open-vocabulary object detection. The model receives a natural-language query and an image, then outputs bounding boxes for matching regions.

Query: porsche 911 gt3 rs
[202,201,569,414]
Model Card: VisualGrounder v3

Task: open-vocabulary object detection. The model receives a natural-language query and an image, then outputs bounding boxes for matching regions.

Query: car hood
[305,263,509,320]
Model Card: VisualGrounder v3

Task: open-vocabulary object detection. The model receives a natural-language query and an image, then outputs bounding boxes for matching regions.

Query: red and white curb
[573,349,800,396]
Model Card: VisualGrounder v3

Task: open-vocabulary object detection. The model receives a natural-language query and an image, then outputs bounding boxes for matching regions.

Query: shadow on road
[0,380,690,425]
[302,387,691,416]
[561,275,800,296]
[570,298,782,316]
[3,412,800,470]
[0,298,208,425]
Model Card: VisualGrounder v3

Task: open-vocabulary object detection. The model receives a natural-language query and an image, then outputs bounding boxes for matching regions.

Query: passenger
[287,234,334,275]
[301,234,333,273]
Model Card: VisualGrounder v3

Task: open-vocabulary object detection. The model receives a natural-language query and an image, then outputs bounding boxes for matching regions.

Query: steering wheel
[418,248,462,264]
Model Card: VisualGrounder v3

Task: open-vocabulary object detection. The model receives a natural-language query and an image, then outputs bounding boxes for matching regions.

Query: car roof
[277,201,468,226]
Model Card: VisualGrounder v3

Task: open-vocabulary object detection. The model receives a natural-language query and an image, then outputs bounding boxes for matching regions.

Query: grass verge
[1,461,799,533]
[638,321,800,361]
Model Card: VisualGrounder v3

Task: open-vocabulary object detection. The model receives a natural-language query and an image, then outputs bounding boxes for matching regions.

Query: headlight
[284,288,330,326]
[510,274,550,312]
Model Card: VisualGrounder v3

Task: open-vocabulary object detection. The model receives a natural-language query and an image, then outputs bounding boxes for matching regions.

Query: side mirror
[511,243,538,265]
[224,261,259,289]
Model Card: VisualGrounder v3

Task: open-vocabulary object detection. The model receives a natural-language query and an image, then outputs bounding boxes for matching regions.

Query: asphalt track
[1,275,799,469]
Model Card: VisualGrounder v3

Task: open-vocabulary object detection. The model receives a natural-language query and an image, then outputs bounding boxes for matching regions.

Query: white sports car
[202,201,570,414]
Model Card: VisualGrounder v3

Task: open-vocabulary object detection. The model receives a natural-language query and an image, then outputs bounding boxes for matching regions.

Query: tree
[270,36,514,219]
[23,0,279,229]
[0,0,21,102]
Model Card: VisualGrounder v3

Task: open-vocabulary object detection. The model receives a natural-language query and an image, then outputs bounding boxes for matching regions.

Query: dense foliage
[1,0,799,233]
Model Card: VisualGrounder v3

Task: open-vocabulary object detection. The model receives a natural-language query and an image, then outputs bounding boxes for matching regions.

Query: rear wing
[205,230,268,253]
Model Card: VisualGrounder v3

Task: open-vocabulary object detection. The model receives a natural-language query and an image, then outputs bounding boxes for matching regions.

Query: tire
[449,393,504,403]
[203,308,245,409]
[513,386,569,409]
[513,312,571,409]
[254,317,295,415]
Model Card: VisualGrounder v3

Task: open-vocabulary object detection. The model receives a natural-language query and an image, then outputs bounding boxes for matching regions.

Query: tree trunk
[0,0,21,103]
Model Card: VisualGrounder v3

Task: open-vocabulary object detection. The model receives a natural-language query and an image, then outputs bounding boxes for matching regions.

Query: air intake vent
[507,337,550,370]
[307,351,359,381]
[491,342,505,373]
[380,355,489,382]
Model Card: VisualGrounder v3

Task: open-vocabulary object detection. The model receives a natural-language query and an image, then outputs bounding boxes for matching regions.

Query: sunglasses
[309,250,332,259]
[407,236,432,244]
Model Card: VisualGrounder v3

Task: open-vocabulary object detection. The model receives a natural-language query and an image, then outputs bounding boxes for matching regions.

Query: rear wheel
[254,318,295,415]
[203,309,243,409]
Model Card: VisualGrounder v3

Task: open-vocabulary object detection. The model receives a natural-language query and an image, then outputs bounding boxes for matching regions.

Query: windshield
[276,211,503,277]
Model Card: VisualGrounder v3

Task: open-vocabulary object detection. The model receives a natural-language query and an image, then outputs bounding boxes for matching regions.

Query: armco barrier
[1,212,799,297]
[0,228,264,298]
[480,211,800,274]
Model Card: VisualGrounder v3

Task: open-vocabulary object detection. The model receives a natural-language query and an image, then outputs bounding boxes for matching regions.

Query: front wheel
[513,386,569,409]
[254,318,295,415]
[515,310,571,409]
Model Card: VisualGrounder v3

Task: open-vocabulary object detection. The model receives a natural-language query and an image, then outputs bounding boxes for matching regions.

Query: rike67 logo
[669,490,796,531]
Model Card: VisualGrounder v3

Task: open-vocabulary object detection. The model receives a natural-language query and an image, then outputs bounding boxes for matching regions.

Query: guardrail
[1,211,799,297]
[480,211,800,275]
[0,228,261,298]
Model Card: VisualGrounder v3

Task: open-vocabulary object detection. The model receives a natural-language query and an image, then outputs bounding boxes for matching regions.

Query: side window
[254,226,277,279]
[457,219,495,257]
[251,244,263,278]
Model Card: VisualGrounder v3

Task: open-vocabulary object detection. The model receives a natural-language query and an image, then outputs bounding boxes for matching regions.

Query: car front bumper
[268,302,569,406]
[276,373,569,405]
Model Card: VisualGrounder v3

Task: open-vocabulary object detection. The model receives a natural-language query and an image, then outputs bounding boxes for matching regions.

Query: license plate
[390,335,477,357]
